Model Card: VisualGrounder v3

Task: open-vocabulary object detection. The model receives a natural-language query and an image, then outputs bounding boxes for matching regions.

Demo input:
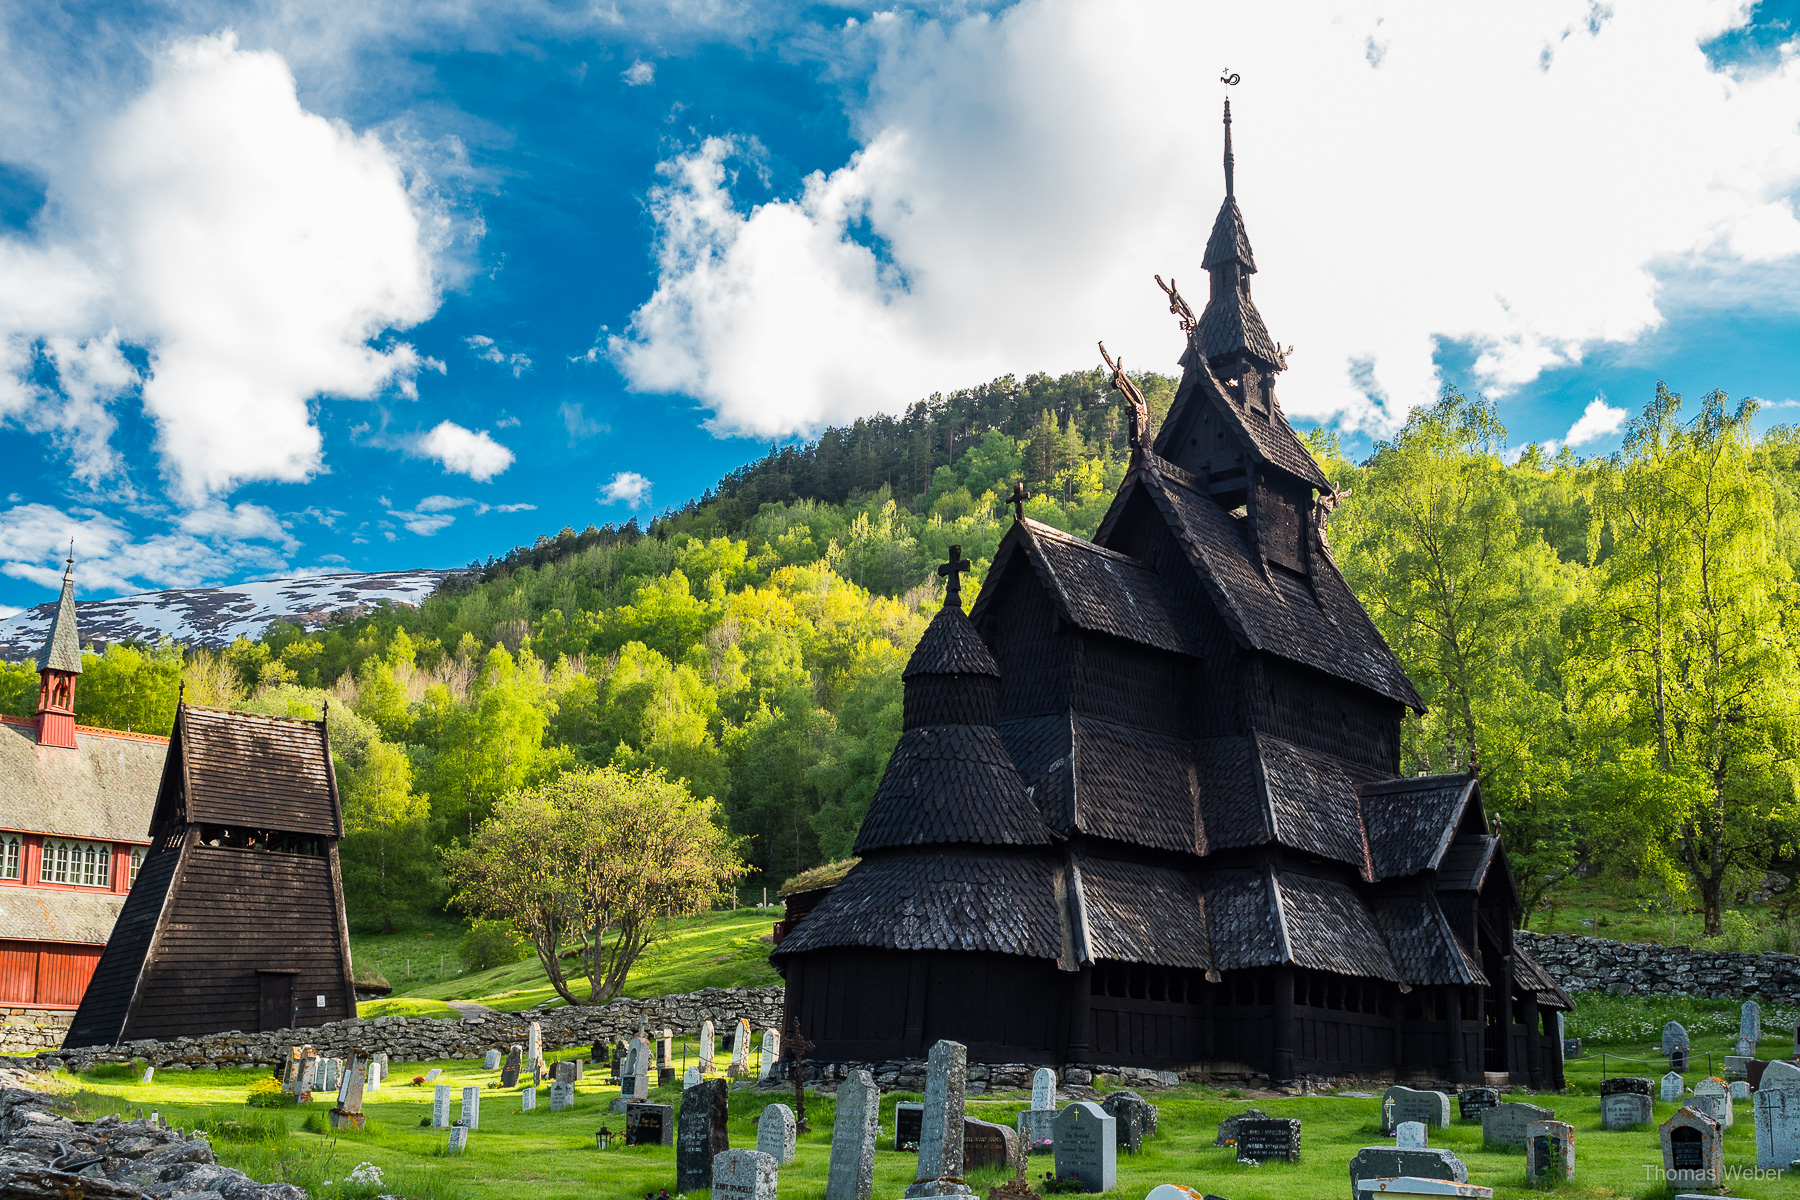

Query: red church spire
[34,550,82,748]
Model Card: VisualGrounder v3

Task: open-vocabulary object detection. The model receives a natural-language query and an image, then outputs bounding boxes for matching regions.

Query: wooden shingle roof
[1369,894,1489,987]
[1154,360,1327,491]
[1360,775,1477,879]
[904,603,999,679]
[0,886,126,945]
[1075,854,1211,970]
[35,564,83,674]
[853,724,1049,854]
[998,713,1203,855]
[166,705,341,837]
[1513,942,1574,1010]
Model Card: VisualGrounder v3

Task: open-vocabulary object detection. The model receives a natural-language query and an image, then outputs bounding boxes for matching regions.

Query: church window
[129,846,144,886]
[41,838,110,888]
[0,835,17,880]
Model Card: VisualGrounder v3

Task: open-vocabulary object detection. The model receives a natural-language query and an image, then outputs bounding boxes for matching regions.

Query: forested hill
[6,373,1799,940]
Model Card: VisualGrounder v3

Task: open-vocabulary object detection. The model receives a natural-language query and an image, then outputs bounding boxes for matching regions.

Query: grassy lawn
[358,910,780,1018]
[52,1036,1791,1200]
[348,913,472,997]
[1529,875,1798,952]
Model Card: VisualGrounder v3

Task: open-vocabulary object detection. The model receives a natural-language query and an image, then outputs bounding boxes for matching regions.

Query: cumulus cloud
[610,2,1800,438]
[622,60,655,86]
[417,420,515,480]
[600,471,652,507]
[415,494,472,512]
[0,33,447,502]
[0,501,294,594]
[1541,396,1631,455]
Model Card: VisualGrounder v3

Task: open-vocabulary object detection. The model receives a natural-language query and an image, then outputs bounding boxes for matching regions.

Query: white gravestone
[731,1019,752,1075]
[1731,1080,1750,1101]
[684,1066,703,1089]
[1754,1080,1800,1170]
[699,1020,715,1072]
[460,1085,481,1130]
[713,1148,778,1200]
[759,1028,781,1081]
[758,1102,797,1165]
[373,1053,388,1082]
[141,1067,153,1085]
[447,1125,468,1154]
[1741,1000,1761,1046]
[485,1050,501,1071]
[1018,1066,1058,1149]
[432,1084,452,1128]
[1383,1086,1450,1133]
[424,1068,442,1082]
[906,1039,971,1198]
[527,1021,542,1069]
[827,1068,880,1200]
[1661,1072,1685,1102]
[1396,1121,1428,1149]
[1051,1101,1116,1194]
[522,1086,537,1112]
[1691,1078,1732,1128]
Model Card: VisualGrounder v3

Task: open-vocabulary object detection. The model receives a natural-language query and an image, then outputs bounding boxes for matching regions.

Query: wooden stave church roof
[151,704,343,839]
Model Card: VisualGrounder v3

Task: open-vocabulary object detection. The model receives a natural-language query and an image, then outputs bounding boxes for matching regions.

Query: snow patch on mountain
[0,570,454,661]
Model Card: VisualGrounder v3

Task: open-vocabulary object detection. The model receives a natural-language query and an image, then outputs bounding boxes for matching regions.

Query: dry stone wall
[31,987,783,1071]
[1516,931,1800,1002]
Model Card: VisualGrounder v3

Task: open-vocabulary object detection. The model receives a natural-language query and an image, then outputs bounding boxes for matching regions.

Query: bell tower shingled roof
[33,552,82,748]
[36,554,83,675]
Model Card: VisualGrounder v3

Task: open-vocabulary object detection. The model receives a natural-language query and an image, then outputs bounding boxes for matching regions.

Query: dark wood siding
[64,844,180,1047]
[122,846,353,1041]
[989,571,1068,723]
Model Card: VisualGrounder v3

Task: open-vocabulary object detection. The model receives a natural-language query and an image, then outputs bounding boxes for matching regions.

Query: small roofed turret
[853,545,1047,853]
[1197,99,1285,373]
[34,553,82,748]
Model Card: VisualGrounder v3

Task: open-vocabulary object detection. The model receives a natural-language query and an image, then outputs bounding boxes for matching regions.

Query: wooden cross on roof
[938,544,972,609]
[1007,481,1030,521]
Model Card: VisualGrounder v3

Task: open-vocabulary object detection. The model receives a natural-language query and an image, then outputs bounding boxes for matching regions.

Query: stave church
[771,102,1571,1088]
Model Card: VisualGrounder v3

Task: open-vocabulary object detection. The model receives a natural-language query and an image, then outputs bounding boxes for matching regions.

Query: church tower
[33,555,82,749]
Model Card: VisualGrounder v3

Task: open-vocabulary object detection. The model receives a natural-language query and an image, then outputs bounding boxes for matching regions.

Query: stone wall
[0,1010,73,1057]
[27,986,784,1071]
[1517,930,1800,1003]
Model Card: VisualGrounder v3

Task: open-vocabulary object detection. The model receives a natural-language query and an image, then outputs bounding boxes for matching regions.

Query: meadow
[52,1018,1792,1200]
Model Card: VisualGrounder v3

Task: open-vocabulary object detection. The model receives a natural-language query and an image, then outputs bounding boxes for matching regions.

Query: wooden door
[258,972,292,1033]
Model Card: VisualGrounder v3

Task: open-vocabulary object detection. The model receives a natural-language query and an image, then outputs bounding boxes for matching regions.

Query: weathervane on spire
[1220,72,1239,199]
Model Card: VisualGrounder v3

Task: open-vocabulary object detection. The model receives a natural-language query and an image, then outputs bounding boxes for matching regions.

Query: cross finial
[1007,481,1030,521]
[937,544,973,609]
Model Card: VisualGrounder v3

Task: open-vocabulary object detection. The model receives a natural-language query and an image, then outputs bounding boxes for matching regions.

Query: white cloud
[0,33,447,502]
[464,333,532,377]
[0,500,293,594]
[0,606,21,620]
[600,471,652,507]
[400,513,455,536]
[495,502,537,512]
[622,60,655,86]
[610,2,1800,438]
[417,420,515,480]
[1553,396,1631,452]
[415,494,473,512]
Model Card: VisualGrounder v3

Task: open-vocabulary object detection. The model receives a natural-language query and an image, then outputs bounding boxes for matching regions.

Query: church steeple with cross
[937,545,973,610]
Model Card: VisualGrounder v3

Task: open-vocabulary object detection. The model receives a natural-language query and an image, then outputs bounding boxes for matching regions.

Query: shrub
[245,1077,290,1108]
[458,919,529,972]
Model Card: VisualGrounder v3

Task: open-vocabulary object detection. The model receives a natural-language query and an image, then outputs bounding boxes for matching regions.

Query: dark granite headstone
[1600,1077,1653,1097]
[895,1102,923,1152]
[677,1079,730,1193]
[1562,1037,1582,1058]
[1456,1089,1498,1121]
[627,1102,675,1147]
[1100,1090,1158,1136]
[1235,1117,1300,1164]
[591,1040,606,1063]
[1347,1146,1468,1200]
[1214,1108,1269,1147]
[962,1118,1016,1172]
[500,1046,521,1089]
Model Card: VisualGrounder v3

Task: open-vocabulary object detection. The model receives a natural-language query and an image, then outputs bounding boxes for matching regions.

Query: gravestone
[321,1059,338,1091]
[1354,1180,1491,1198]
[1725,1055,1754,1080]
[485,1049,500,1071]
[551,1081,575,1112]
[1741,999,1761,1046]
[962,1118,1017,1172]
[571,1058,583,1081]
[1383,1086,1450,1133]
[1214,1108,1270,1147]
[677,1079,731,1194]
[501,1046,521,1088]
[1018,1067,1058,1150]
[758,1103,797,1165]
[627,1102,675,1145]
[141,1067,153,1085]
[1762,1059,1800,1088]
[1662,1021,1689,1057]
[553,1060,577,1084]
[684,1066,703,1089]
[1051,1101,1116,1194]
[1600,1091,1653,1129]
[1455,1089,1497,1122]
[1661,1072,1685,1102]
[634,1036,653,1092]
[1525,1120,1573,1183]
[699,1020,716,1071]
[1480,1102,1552,1147]
[592,1040,606,1064]
[730,1018,752,1076]
[522,1086,537,1112]
[1101,1093,1152,1154]
[1731,1080,1751,1100]
[1660,1107,1722,1191]
[1691,1078,1732,1127]
[330,1060,366,1131]
[1754,1076,1800,1170]
[610,1042,625,1083]
[446,1126,468,1155]
[1235,1117,1301,1164]
[432,1084,452,1128]
[1396,1122,1427,1149]
[460,1085,481,1130]
[826,1069,881,1200]
[366,1061,380,1093]
[527,1021,542,1070]
[713,1148,778,1200]
[895,1102,924,1151]
[423,1067,441,1082]
[760,1027,781,1081]
[658,1030,674,1071]
[905,1039,970,1198]
[1348,1147,1471,1200]
[373,1053,388,1083]
[1562,1038,1581,1059]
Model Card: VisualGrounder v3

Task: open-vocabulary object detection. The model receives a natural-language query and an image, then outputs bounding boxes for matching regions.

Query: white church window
[0,836,18,881]
[41,838,110,888]
[129,846,144,886]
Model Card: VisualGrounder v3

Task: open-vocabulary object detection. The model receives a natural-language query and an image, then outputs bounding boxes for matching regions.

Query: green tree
[76,642,184,735]
[338,739,438,933]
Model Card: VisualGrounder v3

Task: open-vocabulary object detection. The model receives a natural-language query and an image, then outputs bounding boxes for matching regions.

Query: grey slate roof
[0,885,126,944]
[973,519,1201,657]
[1361,775,1476,879]
[0,717,164,842]
[1369,895,1488,987]
[904,603,999,679]
[853,724,1049,854]
[35,565,83,674]
[1140,468,1422,707]
[770,850,1067,961]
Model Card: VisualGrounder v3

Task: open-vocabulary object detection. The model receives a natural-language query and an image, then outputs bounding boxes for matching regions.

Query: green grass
[361,910,780,1015]
[52,1049,1790,1200]
[1528,874,1800,952]
[1563,992,1800,1051]
[358,998,465,1021]
[348,913,472,996]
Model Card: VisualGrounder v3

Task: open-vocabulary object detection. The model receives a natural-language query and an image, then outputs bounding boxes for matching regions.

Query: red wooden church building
[0,560,163,1037]
[773,103,1572,1088]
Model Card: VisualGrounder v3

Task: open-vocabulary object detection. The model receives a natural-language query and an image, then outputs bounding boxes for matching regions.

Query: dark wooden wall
[64,844,181,1046]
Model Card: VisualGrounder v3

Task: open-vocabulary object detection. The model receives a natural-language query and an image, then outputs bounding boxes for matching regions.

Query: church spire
[1196,98,1285,372]
[34,549,82,748]
[1223,97,1235,199]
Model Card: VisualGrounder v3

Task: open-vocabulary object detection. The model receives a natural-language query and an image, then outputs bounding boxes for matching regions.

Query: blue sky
[2,1,1799,611]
